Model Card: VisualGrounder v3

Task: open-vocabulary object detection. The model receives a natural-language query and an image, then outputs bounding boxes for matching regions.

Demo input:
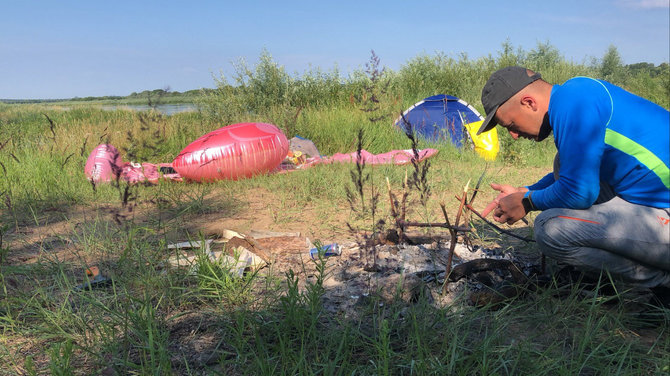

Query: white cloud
[618,0,670,9]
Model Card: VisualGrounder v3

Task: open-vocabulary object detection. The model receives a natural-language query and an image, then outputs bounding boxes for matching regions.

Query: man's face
[494,95,543,141]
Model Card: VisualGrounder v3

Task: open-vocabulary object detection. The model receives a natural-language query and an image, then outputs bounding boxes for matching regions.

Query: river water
[99,103,197,116]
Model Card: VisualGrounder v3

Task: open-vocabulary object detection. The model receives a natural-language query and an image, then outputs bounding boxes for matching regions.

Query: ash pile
[313,237,543,317]
[178,228,545,317]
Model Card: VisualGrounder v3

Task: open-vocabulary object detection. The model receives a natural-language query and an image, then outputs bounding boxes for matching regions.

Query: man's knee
[534,210,573,259]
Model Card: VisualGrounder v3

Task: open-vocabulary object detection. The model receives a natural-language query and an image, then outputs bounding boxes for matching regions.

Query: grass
[1,43,668,374]
[3,247,667,374]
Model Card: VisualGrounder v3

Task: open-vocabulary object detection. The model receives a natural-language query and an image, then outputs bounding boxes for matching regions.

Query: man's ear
[520,95,537,110]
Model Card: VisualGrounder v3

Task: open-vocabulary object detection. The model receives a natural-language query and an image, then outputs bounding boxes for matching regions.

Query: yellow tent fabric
[464,120,499,161]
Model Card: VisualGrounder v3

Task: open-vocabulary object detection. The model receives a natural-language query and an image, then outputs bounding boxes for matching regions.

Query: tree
[497,39,526,68]
[526,41,562,71]
[600,45,623,79]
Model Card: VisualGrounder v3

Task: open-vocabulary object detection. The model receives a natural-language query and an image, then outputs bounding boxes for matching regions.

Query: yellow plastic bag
[464,120,499,161]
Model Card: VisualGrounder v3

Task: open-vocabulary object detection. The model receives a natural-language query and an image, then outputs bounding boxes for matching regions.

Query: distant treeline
[626,62,669,77]
[0,88,213,104]
[1,98,68,104]
[3,42,668,111]
[123,88,214,102]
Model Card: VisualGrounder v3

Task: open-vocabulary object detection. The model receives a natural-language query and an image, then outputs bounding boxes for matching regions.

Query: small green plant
[193,243,259,308]
[48,339,75,376]
[304,242,329,310]
[23,356,37,376]
[398,113,431,207]
[345,128,386,271]
[373,318,392,376]
[359,50,391,124]
[124,292,172,373]
[0,223,9,264]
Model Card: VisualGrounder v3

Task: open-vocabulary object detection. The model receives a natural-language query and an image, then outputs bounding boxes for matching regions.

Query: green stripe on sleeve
[605,129,670,189]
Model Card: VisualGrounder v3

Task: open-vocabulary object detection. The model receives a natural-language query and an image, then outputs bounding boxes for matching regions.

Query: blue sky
[1,0,668,99]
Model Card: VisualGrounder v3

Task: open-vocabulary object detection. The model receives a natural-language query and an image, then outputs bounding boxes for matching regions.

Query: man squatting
[477,66,670,291]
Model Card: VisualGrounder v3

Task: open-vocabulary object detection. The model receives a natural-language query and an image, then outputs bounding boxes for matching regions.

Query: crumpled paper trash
[166,229,267,277]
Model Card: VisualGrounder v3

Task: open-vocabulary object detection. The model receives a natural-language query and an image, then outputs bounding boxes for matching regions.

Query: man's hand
[493,191,527,224]
[481,183,529,225]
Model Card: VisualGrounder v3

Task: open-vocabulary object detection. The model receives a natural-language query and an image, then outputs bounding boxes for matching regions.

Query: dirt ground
[3,182,547,322]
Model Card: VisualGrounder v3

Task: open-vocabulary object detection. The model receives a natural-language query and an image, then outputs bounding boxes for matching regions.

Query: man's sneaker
[649,285,670,309]
[627,286,670,328]
[551,265,619,298]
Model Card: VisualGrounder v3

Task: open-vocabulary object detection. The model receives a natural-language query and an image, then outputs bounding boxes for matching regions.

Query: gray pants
[533,154,670,288]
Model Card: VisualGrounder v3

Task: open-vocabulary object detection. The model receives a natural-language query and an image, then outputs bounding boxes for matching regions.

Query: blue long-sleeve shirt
[529,77,670,210]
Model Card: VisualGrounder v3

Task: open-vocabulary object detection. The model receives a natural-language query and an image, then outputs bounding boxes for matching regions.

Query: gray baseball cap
[477,66,542,135]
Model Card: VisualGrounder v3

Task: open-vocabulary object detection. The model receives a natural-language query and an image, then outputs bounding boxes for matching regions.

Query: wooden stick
[456,196,535,243]
[439,203,451,227]
[401,170,408,225]
[467,169,487,223]
[469,168,487,206]
[386,176,403,244]
[386,177,395,215]
[459,196,542,271]
[453,179,470,228]
[400,221,471,232]
[442,180,470,294]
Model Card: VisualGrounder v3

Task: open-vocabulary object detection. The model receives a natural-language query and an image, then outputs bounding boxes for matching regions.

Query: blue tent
[394,94,483,147]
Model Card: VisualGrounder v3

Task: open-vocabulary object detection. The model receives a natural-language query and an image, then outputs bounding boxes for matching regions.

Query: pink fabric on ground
[280,148,439,171]
[327,148,439,165]
[121,162,182,184]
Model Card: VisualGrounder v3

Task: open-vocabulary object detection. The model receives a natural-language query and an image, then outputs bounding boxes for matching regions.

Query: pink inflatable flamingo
[172,122,289,181]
